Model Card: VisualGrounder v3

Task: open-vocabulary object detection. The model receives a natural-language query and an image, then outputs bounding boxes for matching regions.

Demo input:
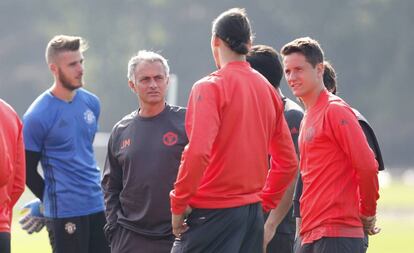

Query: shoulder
[24,91,55,124]
[0,99,17,116]
[78,88,100,106]
[77,88,100,114]
[0,99,21,125]
[324,95,360,129]
[325,94,354,117]
[193,73,221,89]
[111,111,136,132]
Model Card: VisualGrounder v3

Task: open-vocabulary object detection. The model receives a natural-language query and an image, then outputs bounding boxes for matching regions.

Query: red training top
[0,99,26,232]
[299,89,379,244]
[170,61,298,215]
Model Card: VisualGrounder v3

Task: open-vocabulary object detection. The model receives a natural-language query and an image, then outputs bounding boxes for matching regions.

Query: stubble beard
[58,68,83,91]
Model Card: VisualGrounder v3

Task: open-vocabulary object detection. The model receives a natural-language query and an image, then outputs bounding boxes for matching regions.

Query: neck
[50,82,76,102]
[301,84,324,109]
[217,47,246,68]
[138,102,166,117]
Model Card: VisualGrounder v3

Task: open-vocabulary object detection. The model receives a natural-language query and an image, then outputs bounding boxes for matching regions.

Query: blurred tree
[0,0,412,167]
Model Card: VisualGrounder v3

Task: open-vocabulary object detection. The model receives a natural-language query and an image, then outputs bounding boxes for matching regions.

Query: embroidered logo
[304,127,315,142]
[65,222,76,235]
[83,109,96,125]
[163,132,178,146]
[340,119,348,125]
[120,138,131,149]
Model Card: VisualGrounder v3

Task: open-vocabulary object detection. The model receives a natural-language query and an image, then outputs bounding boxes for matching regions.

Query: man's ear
[212,35,221,47]
[316,62,324,78]
[246,40,252,51]
[49,63,57,75]
[128,80,136,93]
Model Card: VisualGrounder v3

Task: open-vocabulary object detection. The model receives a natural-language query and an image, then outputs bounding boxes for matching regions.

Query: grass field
[10,179,414,253]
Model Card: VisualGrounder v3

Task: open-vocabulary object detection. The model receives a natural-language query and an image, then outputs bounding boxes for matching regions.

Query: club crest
[83,109,96,125]
[163,131,178,146]
[65,222,76,234]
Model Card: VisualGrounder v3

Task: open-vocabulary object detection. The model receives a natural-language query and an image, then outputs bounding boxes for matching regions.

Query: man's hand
[360,215,381,235]
[263,221,277,253]
[172,206,192,238]
[19,199,45,234]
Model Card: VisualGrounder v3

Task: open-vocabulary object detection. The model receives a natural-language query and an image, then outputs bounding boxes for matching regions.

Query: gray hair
[127,50,170,82]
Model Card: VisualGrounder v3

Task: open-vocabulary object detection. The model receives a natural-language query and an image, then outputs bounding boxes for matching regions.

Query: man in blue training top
[22,35,110,253]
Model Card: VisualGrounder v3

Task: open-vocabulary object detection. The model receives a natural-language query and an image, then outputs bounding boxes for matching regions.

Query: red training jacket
[0,99,26,232]
[299,90,379,244]
[170,61,298,214]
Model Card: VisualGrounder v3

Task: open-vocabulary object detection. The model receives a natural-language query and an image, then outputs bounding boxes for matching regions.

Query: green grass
[11,222,51,253]
[369,219,414,253]
[367,182,414,253]
[9,181,414,253]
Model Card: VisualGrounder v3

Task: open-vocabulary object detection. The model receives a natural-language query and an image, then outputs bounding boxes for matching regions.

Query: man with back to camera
[292,60,385,253]
[0,99,26,253]
[170,8,298,253]
[281,37,379,253]
[21,35,110,253]
[246,44,303,253]
[101,50,188,253]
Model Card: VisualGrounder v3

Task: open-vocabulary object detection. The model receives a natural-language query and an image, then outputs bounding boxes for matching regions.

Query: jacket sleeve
[327,102,379,216]
[101,134,123,227]
[261,93,298,212]
[9,123,26,208]
[0,137,11,187]
[170,82,221,215]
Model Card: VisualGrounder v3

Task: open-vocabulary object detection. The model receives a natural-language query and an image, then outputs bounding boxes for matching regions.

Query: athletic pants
[298,237,364,253]
[110,225,175,253]
[171,202,264,253]
[295,233,369,253]
[0,232,10,253]
[266,232,294,253]
[46,211,110,253]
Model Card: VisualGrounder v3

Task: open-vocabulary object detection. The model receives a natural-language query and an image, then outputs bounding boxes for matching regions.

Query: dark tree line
[1,0,412,167]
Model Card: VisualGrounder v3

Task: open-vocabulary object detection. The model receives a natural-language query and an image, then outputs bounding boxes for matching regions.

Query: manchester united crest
[65,222,76,235]
[163,131,178,146]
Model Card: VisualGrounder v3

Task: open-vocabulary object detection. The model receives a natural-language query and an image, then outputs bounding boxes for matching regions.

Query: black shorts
[0,232,10,253]
[110,225,174,253]
[298,237,364,253]
[266,232,294,253]
[46,211,110,253]
[171,203,264,253]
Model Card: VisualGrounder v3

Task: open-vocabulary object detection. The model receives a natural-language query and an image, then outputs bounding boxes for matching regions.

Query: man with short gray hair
[102,50,187,253]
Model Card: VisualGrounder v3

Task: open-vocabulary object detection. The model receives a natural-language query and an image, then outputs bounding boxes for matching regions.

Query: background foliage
[1,1,412,166]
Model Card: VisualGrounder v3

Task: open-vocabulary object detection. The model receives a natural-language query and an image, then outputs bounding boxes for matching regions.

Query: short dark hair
[212,8,252,55]
[280,37,324,67]
[323,61,337,95]
[46,35,88,64]
[246,45,283,89]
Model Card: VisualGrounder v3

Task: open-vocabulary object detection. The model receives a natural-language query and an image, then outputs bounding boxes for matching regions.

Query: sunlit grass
[10,179,413,253]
